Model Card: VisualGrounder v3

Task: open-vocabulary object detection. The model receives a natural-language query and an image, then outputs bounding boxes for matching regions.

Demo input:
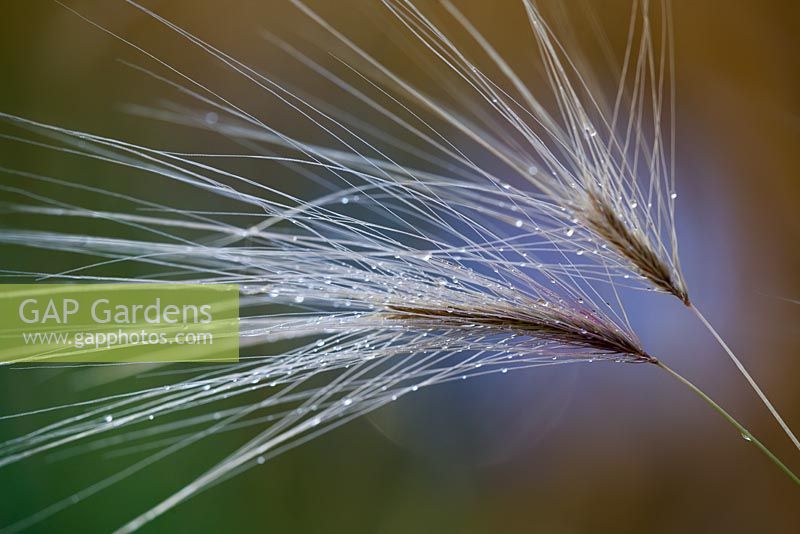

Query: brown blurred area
[0,1,798,532]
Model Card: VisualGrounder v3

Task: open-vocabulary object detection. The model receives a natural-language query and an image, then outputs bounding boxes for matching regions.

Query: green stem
[656,360,800,486]
[689,304,800,452]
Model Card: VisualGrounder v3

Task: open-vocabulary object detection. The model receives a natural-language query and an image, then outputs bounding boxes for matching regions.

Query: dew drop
[741,433,752,442]
[514,219,523,228]
[670,192,678,200]
[257,456,266,465]
[565,228,575,237]
[294,295,305,304]
[342,398,353,406]
[104,415,113,423]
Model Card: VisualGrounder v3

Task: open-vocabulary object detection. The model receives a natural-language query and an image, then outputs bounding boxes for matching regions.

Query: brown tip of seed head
[583,190,688,304]
[385,303,654,362]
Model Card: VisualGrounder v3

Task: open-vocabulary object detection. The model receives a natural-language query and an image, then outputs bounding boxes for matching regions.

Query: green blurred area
[1,1,798,532]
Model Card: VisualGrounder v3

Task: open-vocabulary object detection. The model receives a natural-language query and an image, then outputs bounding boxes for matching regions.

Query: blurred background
[0,0,798,532]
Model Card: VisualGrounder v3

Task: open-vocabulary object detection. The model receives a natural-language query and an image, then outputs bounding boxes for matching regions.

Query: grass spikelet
[0,0,798,531]
[385,303,650,360]
[582,189,688,303]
